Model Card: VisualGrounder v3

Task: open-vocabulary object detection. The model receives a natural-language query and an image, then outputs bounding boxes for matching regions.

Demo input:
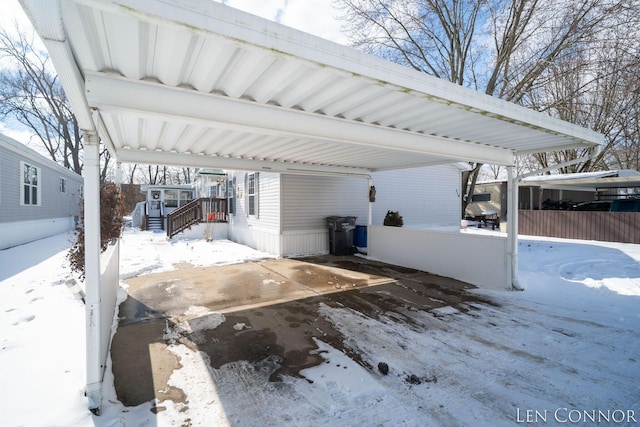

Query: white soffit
[20,0,604,175]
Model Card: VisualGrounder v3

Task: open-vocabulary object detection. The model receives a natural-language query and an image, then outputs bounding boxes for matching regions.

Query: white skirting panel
[281,229,329,257]
[227,226,330,257]
[0,217,76,250]
[368,226,509,289]
[228,225,281,255]
[178,223,229,240]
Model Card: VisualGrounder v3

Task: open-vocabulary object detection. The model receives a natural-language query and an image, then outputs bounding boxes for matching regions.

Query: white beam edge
[85,72,516,166]
[116,149,373,178]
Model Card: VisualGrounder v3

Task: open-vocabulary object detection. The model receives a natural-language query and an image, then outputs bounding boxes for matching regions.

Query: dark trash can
[354,225,367,248]
[326,216,357,255]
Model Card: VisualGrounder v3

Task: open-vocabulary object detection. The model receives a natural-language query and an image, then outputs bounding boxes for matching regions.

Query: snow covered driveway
[109,234,640,426]
[1,230,639,426]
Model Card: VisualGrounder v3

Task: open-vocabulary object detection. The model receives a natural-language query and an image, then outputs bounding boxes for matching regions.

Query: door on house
[149,191,162,217]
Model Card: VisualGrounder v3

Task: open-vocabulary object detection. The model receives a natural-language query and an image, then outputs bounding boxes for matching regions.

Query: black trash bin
[325,216,357,255]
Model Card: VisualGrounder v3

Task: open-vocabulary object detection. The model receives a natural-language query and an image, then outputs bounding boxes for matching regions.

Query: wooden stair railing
[166,198,228,239]
[166,198,201,239]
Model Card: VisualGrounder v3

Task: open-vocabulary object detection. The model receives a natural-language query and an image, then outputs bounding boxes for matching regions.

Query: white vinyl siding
[281,175,369,231]
[254,172,280,230]
[371,164,462,227]
[226,171,280,254]
[1,135,83,224]
[228,171,279,231]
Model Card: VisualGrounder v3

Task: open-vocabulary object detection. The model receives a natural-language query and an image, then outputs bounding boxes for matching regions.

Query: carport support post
[83,130,103,412]
[507,166,523,290]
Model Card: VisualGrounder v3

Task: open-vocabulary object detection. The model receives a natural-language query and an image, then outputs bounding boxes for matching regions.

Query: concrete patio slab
[120,257,395,320]
[111,255,491,410]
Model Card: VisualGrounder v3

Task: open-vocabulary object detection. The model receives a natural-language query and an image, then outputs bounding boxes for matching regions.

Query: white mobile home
[224,163,467,257]
[131,184,195,231]
[0,133,83,250]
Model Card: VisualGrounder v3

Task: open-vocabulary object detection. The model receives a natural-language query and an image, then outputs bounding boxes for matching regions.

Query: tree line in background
[2,0,640,202]
[335,0,640,210]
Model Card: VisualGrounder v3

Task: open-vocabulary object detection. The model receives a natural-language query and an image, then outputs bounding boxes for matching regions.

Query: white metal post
[507,166,523,290]
[83,130,103,412]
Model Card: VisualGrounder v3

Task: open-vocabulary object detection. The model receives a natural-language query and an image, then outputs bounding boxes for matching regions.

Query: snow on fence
[368,225,509,289]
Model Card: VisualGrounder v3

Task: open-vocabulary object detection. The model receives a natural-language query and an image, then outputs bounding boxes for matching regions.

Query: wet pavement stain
[112,255,499,407]
[111,317,187,406]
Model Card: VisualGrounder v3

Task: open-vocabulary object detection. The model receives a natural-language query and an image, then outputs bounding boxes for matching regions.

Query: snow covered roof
[522,170,640,183]
[521,170,640,190]
[19,0,603,176]
[140,184,195,192]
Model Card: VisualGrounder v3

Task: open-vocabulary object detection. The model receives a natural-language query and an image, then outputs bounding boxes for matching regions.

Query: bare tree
[0,24,84,174]
[125,163,139,184]
[528,15,640,173]
[180,167,193,184]
[335,0,630,213]
[118,163,196,185]
[145,165,162,185]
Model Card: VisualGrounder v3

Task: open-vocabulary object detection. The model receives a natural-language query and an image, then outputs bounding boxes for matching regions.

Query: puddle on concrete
[112,256,499,407]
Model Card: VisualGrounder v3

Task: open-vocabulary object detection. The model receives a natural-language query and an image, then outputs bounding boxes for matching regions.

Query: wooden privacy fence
[519,210,640,244]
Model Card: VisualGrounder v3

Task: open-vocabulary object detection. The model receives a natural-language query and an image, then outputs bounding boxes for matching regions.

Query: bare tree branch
[0,23,111,177]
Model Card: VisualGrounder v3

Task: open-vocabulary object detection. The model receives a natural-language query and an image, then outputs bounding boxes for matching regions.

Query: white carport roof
[19,0,603,177]
[19,0,605,411]
[522,170,640,191]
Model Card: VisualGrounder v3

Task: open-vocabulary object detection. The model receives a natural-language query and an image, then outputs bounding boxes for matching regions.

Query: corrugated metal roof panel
[22,0,604,175]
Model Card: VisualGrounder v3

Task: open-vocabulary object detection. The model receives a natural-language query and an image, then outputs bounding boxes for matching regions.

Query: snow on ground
[1,229,639,426]
[119,228,276,279]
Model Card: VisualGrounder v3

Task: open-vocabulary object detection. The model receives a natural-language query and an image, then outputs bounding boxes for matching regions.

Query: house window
[21,162,40,206]
[164,190,178,208]
[60,177,67,193]
[228,178,235,215]
[209,185,218,198]
[471,193,491,202]
[180,190,193,207]
[246,173,258,217]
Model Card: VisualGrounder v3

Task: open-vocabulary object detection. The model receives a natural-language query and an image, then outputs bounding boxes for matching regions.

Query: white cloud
[217,0,348,45]
[280,0,348,45]
[0,123,31,145]
[219,0,285,21]
[1,0,32,31]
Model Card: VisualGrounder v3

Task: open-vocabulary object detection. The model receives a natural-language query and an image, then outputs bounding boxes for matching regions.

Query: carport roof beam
[86,72,517,167]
